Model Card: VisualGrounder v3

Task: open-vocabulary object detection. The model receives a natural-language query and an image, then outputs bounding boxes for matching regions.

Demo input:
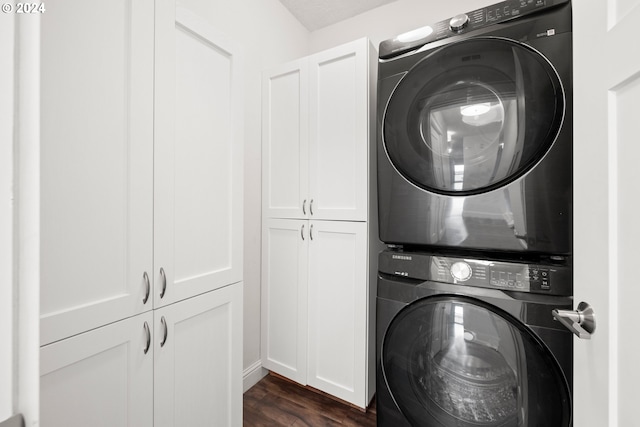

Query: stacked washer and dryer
[375,0,574,425]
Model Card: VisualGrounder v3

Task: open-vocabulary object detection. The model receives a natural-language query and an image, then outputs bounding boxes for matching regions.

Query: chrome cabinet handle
[303,199,307,215]
[552,302,596,339]
[159,267,167,299]
[301,224,305,240]
[142,272,150,304]
[143,321,151,354]
[310,199,314,216]
[310,224,314,240]
[160,316,168,347]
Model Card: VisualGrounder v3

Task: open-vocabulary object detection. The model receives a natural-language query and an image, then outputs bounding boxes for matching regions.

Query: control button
[449,13,470,32]
[507,280,515,287]
[516,281,524,288]
[541,278,550,290]
[451,261,472,282]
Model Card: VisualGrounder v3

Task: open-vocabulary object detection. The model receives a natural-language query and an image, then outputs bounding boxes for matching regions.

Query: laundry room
[1,0,637,426]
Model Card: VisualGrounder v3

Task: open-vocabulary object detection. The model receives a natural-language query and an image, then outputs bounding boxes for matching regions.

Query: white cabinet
[40,0,155,347]
[40,312,154,427]
[40,0,243,425]
[262,38,371,222]
[261,217,375,408]
[306,221,368,406]
[261,218,309,384]
[154,283,243,427]
[40,284,242,427]
[261,61,309,220]
[261,37,377,409]
[308,41,370,222]
[154,5,243,308]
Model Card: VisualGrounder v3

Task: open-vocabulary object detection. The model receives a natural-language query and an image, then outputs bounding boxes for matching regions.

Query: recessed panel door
[262,61,309,219]
[155,6,243,308]
[307,220,368,406]
[308,38,369,221]
[40,312,154,427]
[154,283,243,427]
[40,0,154,345]
[261,218,309,384]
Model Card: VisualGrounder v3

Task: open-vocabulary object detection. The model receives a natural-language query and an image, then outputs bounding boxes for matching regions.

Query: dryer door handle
[552,302,596,339]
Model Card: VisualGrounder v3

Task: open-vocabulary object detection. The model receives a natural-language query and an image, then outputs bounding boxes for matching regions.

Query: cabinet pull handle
[142,272,150,304]
[160,316,168,347]
[310,224,314,240]
[159,267,167,299]
[301,224,305,240]
[143,321,151,354]
[303,199,307,215]
[310,199,314,216]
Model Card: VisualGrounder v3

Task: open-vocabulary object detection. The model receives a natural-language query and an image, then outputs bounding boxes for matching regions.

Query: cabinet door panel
[154,283,243,427]
[40,0,154,345]
[261,219,308,384]
[307,221,368,406]
[40,312,154,427]
[155,6,243,308]
[308,39,369,221]
[262,61,309,219]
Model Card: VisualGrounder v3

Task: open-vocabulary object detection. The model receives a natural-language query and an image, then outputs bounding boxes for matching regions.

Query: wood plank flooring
[243,374,376,426]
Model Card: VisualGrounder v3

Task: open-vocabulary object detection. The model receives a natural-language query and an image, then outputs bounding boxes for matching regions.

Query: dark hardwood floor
[244,374,377,426]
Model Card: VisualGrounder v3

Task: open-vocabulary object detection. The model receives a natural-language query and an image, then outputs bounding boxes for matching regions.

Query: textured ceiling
[279,0,399,31]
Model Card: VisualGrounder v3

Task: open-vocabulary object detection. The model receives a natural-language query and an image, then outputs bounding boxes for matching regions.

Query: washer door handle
[552,302,596,339]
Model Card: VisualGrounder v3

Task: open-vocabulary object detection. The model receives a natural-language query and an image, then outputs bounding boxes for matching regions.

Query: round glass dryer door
[383,38,565,195]
[381,295,571,426]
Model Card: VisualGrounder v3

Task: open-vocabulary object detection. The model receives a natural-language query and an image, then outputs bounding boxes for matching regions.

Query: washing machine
[376,250,573,426]
[377,0,572,257]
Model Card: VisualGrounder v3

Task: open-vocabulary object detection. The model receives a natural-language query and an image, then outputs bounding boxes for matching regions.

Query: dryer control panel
[379,0,571,59]
[379,250,572,296]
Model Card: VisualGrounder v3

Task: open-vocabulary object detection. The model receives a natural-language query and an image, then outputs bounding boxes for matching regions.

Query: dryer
[376,250,573,426]
[377,0,572,257]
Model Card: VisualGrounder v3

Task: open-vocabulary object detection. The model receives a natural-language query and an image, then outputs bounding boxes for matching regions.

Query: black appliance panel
[382,294,571,426]
[383,38,564,196]
[376,2,572,255]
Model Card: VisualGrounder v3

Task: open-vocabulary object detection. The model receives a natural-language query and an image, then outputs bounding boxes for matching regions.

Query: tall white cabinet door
[262,61,310,220]
[308,38,370,222]
[40,312,154,427]
[155,6,243,308]
[154,283,243,427]
[40,0,155,345]
[261,218,309,384]
[307,221,368,407]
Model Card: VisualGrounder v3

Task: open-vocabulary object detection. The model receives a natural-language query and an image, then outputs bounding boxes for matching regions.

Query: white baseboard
[243,360,268,393]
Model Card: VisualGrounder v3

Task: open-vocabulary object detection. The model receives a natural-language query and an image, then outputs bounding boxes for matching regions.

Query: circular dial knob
[449,13,470,32]
[451,261,472,282]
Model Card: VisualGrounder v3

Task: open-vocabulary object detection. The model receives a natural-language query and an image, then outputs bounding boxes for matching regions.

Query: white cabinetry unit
[263,38,370,222]
[41,313,154,427]
[261,61,309,220]
[40,0,155,347]
[40,0,243,425]
[154,283,242,427]
[261,219,309,384]
[306,221,368,405]
[40,284,242,427]
[155,6,243,308]
[261,38,378,409]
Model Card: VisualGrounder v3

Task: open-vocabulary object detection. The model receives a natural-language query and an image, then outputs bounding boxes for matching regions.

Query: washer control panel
[378,250,572,296]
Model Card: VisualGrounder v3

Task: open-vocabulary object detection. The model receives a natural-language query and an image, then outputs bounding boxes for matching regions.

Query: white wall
[309,0,496,54]
[0,11,15,423]
[176,0,310,376]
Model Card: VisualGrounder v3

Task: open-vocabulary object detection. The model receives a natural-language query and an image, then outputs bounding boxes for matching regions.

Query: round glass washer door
[381,295,571,426]
[383,38,565,195]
